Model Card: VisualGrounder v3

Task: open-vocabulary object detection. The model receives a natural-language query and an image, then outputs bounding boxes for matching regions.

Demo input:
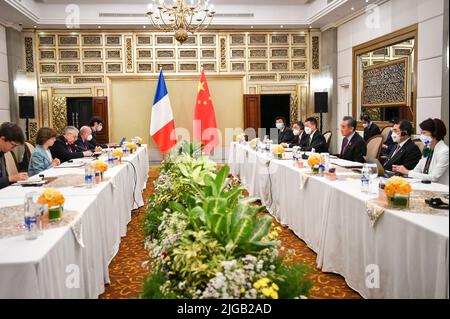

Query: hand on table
[95,146,102,152]
[52,158,61,167]
[9,173,29,183]
[83,150,93,157]
[281,143,289,148]
[382,144,388,149]
[392,165,409,176]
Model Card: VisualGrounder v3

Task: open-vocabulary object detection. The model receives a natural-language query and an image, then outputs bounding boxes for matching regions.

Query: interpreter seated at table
[383,121,421,172]
[0,122,28,189]
[28,128,61,177]
[50,126,93,163]
[75,126,102,153]
[275,116,296,145]
[393,118,449,185]
[89,116,109,149]
[302,117,328,153]
[281,121,309,149]
[339,116,367,163]
[360,114,381,142]
[381,117,400,157]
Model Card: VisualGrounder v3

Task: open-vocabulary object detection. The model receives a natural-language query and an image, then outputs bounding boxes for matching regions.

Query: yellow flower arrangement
[91,160,108,172]
[38,188,65,207]
[271,144,285,155]
[384,176,412,197]
[125,143,138,152]
[134,136,144,145]
[112,148,124,159]
[307,153,323,167]
[253,278,279,299]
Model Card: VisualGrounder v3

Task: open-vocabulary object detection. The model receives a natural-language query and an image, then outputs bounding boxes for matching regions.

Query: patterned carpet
[100,166,361,299]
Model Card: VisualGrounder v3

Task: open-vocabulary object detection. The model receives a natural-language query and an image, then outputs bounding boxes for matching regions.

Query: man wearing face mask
[89,116,108,149]
[360,114,381,142]
[75,126,102,152]
[281,121,309,148]
[303,117,328,153]
[275,116,296,145]
[383,120,421,172]
[393,118,449,185]
[381,117,400,157]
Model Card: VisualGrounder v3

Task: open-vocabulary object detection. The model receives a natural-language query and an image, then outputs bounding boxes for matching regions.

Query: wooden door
[243,94,261,135]
[92,97,109,144]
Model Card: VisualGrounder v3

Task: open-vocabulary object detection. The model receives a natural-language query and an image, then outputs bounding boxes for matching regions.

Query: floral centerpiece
[91,160,108,182]
[112,148,124,164]
[249,138,259,149]
[125,142,138,154]
[307,153,323,174]
[134,136,144,146]
[384,176,412,208]
[271,144,285,159]
[38,188,65,221]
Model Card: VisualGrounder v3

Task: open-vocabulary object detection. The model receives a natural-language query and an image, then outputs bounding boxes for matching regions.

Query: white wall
[336,0,445,147]
[0,25,10,123]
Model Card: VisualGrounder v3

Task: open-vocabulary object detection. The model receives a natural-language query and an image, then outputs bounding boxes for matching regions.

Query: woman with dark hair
[28,127,61,176]
[393,118,449,185]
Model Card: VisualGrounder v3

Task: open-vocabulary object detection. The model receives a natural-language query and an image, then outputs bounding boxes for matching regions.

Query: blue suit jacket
[28,145,53,177]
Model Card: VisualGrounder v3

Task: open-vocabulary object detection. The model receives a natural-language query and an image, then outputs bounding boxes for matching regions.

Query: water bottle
[264,135,270,153]
[292,147,299,166]
[361,164,370,193]
[107,148,114,168]
[85,164,94,188]
[24,193,38,240]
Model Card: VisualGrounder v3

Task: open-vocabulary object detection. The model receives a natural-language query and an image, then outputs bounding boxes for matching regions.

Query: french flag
[150,70,176,154]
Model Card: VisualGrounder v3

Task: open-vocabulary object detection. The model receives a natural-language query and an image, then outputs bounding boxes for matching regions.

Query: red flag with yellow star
[194,68,219,154]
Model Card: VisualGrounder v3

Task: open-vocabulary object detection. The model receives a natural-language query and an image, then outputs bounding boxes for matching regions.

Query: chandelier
[146,0,216,44]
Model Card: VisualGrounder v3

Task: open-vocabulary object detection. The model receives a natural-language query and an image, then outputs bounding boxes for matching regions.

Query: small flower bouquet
[249,138,259,149]
[271,144,285,159]
[125,143,138,154]
[38,188,65,221]
[307,153,323,174]
[91,160,108,182]
[134,136,144,146]
[112,148,124,165]
[384,176,412,209]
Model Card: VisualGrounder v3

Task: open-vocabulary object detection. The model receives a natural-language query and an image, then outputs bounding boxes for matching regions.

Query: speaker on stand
[18,96,35,141]
[314,92,328,132]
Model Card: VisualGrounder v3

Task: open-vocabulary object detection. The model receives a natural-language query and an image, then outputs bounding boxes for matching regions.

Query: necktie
[341,137,349,156]
[392,144,401,158]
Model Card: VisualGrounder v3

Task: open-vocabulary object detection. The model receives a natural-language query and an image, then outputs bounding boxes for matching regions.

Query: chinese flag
[194,68,219,154]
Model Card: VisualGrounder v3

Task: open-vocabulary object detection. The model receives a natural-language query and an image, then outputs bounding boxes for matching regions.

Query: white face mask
[97,125,103,132]
[293,129,300,136]
[363,123,369,129]
[275,123,284,130]
[87,134,93,141]
[420,134,432,145]
[391,132,400,143]
[304,127,312,135]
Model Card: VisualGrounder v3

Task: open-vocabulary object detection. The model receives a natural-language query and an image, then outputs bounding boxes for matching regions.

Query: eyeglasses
[8,141,19,148]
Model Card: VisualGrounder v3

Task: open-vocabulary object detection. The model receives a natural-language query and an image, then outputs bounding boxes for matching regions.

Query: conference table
[0,145,149,299]
[229,142,449,299]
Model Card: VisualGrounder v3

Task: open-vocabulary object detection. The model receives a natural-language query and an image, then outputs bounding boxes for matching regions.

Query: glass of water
[366,163,379,194]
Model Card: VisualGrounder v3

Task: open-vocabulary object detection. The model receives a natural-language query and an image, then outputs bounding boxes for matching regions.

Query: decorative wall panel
[136,35,152,46]
[311,36,320,70]
[83,49,102,60]
[106,49,121,60]
[51,97,67,134]
[40,50,56,60]
[39,35,55,46]
[106,35,121,46]
[82,35,102,46]
[107,63,122,73]
[40,63,56,74]
[59,49,79,60]
[58,35,78,46]
[83,63,103,73]
[24,37,34,73]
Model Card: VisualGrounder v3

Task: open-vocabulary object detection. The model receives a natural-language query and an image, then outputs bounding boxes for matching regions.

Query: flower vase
[312,165,320,175]
[273,153,283,159]
[388,193,410,209]
[48,205,63,222]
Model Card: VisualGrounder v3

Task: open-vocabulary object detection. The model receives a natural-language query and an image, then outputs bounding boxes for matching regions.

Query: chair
[364,135,383,162]
[24,141,35,159]
[323,131,332,150]
[380,125,393,144]
[4,152,19,177]
[413,138,424,153]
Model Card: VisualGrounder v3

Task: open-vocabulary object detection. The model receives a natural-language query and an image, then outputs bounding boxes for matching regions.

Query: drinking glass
[367,163,379,194]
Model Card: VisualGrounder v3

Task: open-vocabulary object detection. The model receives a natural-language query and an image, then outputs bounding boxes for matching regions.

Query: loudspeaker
[19,96,35,119]
[314,92,328,114]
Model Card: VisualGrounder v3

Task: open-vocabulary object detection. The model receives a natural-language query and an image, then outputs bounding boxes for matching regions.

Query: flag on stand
[150,70,176,154]
[194,68,219,154]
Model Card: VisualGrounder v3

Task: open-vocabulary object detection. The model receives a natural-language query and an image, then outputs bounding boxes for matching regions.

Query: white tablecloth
[0,145,149,299]
[229,143,449,299]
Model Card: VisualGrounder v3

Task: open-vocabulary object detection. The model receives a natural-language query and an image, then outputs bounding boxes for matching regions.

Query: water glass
[366,163,379,194]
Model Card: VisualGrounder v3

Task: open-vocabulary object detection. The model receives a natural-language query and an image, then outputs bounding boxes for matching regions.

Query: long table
[0,145,149,299]
[229,142,449,299]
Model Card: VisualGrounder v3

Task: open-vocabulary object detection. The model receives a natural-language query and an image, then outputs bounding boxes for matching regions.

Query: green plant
[142,271,178,299]
[273,262,313,299]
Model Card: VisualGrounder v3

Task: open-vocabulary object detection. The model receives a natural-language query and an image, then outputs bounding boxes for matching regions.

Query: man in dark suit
[275,116,296,145]
[361,114,381,142]
[282,121,309,148]
[0,122,28,189]
[89,116,108,149]
[303,117,328,153]
[339,116,367,163]
[383,120,422,172]
[50,126,93,163]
